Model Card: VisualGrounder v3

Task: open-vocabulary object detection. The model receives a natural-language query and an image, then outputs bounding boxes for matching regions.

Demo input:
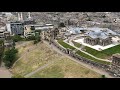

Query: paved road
[43,40,114,78]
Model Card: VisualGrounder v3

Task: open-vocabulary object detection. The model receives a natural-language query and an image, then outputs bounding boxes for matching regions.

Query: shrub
[101,75,106,78]
[3,48,18,68]
[12,74,24,78]
[11,35,24,42]
[26,35,36,41]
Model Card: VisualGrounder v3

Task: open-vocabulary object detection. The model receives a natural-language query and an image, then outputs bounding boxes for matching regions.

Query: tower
[20,12,23,21]
[17,12,23,21]
[18,13,21,21]
[28,12,31,20]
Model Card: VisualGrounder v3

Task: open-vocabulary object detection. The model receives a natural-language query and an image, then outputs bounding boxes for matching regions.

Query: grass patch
[57,39,75,50]
[11,43,60,76]
[72,41,81,48]
[30,65,64,78]
[84,46,108,59]
[76,50,110,65]
[30,58,101,78]
[84,44,120,59]
[101,44,120,56]
[57,40,110,65]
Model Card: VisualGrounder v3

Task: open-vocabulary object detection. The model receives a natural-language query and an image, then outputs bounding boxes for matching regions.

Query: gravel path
[24,60,55,78]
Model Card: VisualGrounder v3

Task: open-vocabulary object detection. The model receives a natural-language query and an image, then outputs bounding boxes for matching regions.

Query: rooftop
[67,27,118,39]
[85,27,117,39]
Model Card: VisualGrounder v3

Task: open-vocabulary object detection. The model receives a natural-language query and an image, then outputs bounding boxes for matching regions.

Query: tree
[0,40,4,66]
[33,31,41,44]
[59,22,65,27]
[101,75,106,78]
[11,35,23,42]
[26,35,36,40]
[3,48,18,68]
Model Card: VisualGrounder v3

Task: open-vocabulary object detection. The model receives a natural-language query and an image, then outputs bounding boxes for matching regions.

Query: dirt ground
[0,67,12,78]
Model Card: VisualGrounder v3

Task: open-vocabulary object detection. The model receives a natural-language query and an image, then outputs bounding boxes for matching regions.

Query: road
[43,40,114,78]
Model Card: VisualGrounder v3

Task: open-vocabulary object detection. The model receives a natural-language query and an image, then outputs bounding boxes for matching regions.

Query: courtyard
[66,27,120,51]
[59,26,120,60]
[73,36,120,51]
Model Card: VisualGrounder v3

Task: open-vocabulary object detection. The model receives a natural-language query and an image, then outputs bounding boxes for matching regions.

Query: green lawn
[30,58,101,78]
[84,44,120,59]
[84,46,108,59]
[76,50,110,65]
[57,39,75,50]
[71,40,120,59]
[101,44,120,55]
[11,43,60,76]
[72,41,81,48]
[30,65,64,78]
[71,41,107,59]
[57,40,110,65]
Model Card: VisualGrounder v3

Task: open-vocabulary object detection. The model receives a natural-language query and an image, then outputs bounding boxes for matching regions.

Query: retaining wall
[50,40,118,77]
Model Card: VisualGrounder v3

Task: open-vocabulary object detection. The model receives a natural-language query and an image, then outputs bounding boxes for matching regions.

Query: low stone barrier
[50,40,118,77]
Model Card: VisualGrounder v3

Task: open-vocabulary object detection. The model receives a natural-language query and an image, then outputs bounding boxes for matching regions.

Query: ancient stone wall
[49,39,120,77]
[51,40,109,70]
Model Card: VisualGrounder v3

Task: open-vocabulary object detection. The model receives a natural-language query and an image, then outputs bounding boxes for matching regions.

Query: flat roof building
[6,21,24,35]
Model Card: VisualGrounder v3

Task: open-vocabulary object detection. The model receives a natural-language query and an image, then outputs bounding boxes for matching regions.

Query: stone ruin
[109,53,120,77]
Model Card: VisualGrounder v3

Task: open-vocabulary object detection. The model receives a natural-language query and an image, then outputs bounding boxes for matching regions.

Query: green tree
[35,32,40,41]
[101,75,106,78]
[11,35,23,42]
[33,32,41,44]
[0,40,4,66]
[3,48,18,68]
[26,35,35,40]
